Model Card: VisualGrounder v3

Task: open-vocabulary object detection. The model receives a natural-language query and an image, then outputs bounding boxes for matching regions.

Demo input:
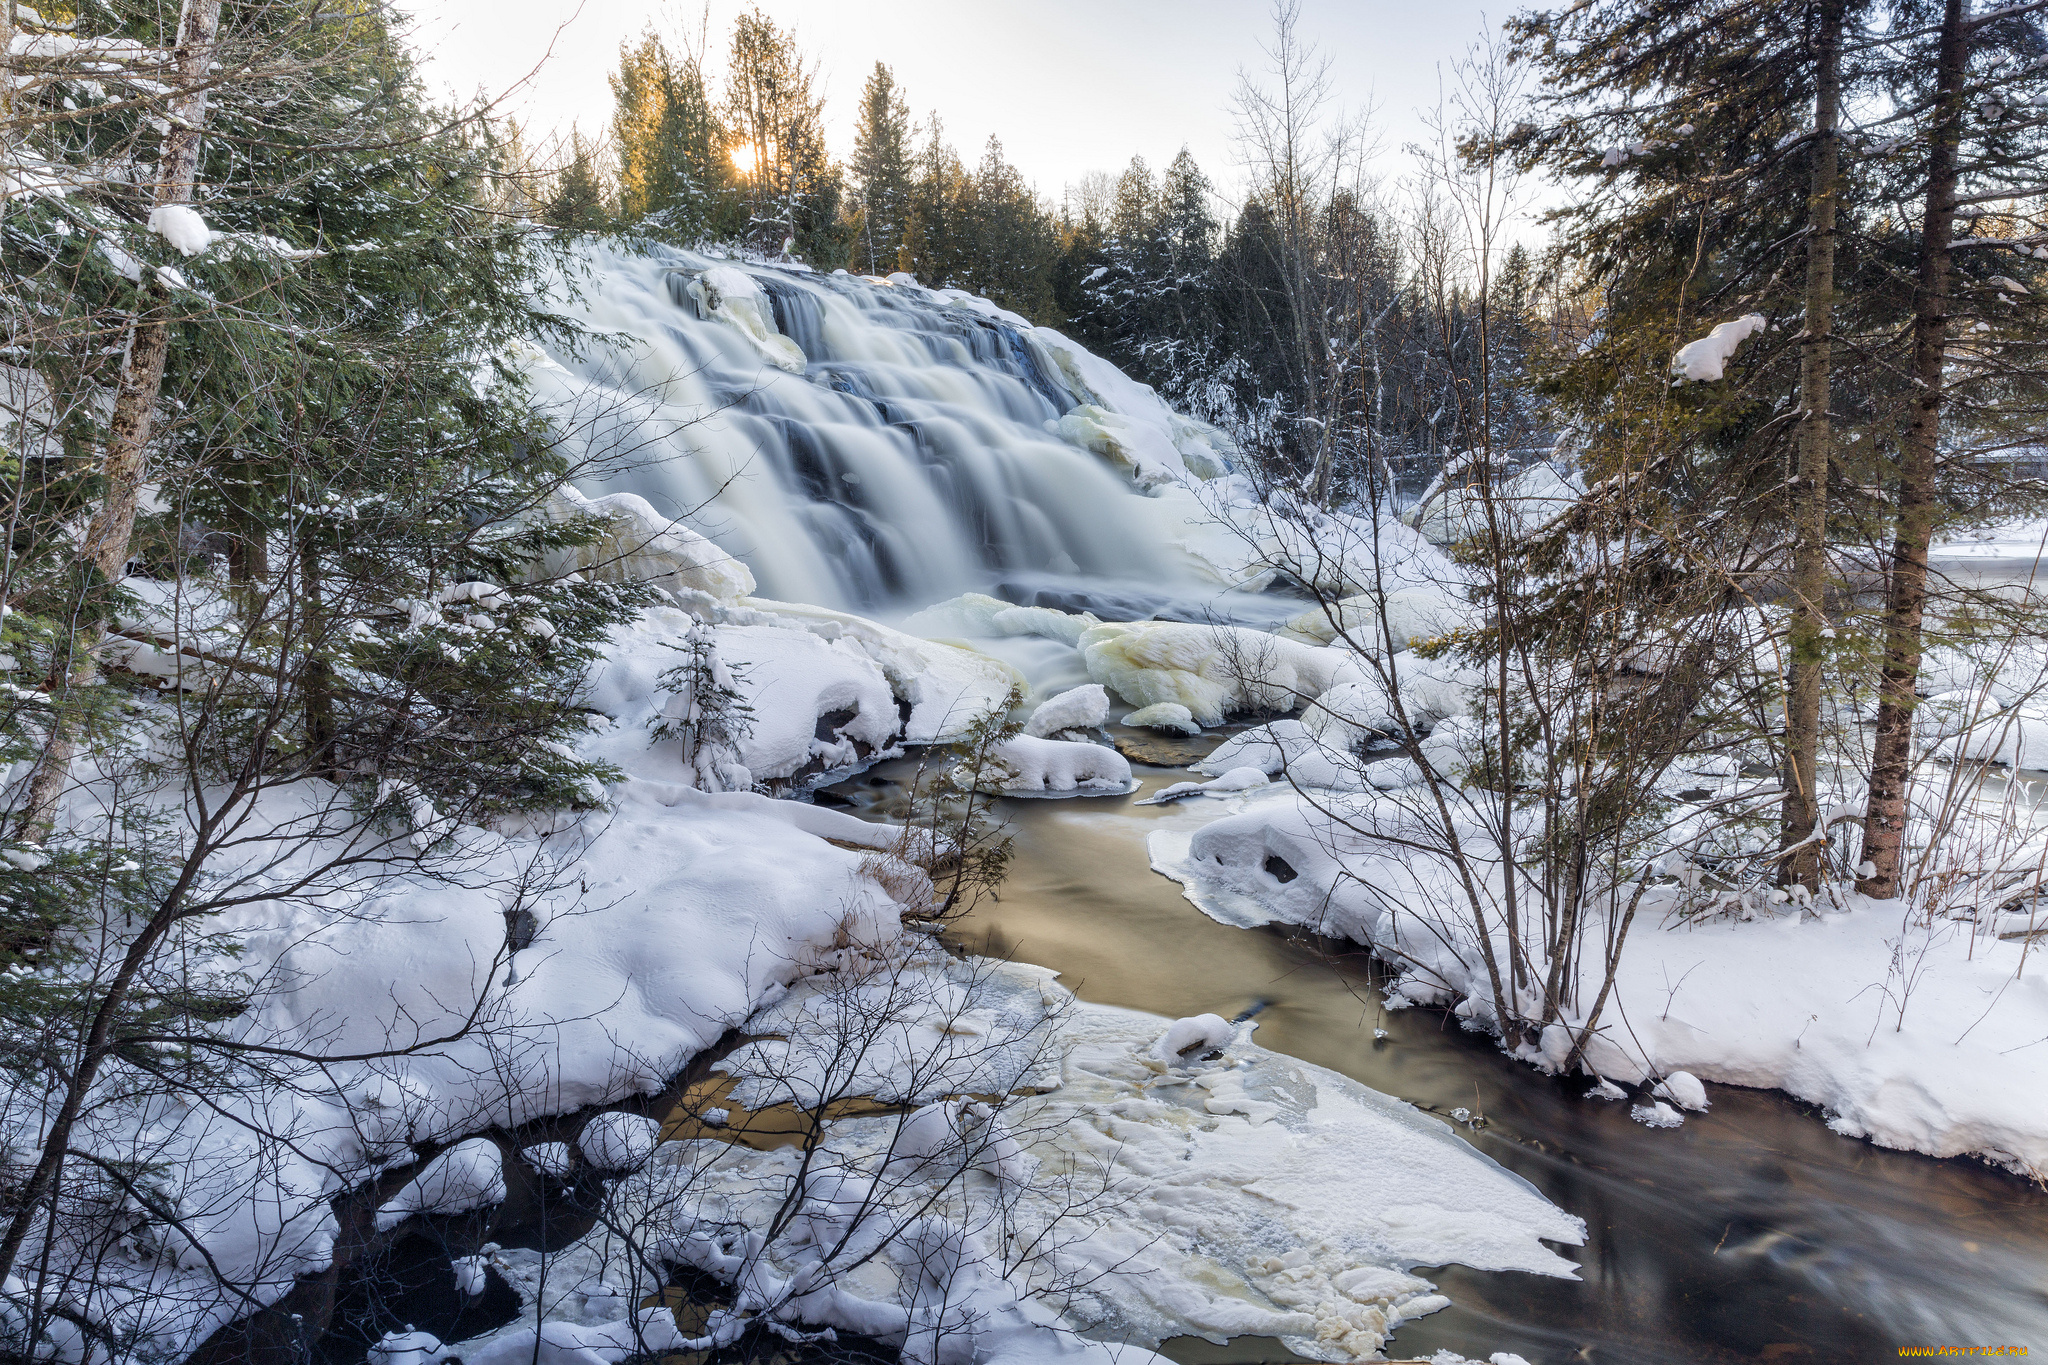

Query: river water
[824,746,2048,1365]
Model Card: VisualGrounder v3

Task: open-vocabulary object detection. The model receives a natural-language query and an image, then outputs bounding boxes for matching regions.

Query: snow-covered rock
[1080,622,1348,728]
[375,1140,506,1230]
[1149,1013,1234,1062]
[578,1112,663,1173]
[1024,683,1108,738]
[1123,702,1200,734]
[979,735,1134,797]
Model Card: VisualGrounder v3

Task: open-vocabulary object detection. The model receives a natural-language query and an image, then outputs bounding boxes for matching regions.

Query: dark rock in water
[1113,729,1224,768]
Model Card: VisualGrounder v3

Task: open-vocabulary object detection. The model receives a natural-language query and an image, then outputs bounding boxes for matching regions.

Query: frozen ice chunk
[1150,1012,1233,1062]
[541,487,756,603]
[1279,585,1470,650]
[1631,1100,1685,1129]
[691,265,805,372]
[1081,621,1347,727]
[1024,683,1109,737]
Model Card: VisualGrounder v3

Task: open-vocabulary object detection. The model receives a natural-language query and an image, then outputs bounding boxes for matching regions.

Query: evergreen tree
[610,30,735,238]
[850,62,913,275]
[541,129,613,231]
[722,7,844,263]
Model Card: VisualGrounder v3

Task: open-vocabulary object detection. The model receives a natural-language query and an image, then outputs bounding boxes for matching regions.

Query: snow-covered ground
[1146,783,2048,1177]
[443,955,1580,1365]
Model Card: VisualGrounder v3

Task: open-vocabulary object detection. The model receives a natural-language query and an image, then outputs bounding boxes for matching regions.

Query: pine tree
[850,62,913,275]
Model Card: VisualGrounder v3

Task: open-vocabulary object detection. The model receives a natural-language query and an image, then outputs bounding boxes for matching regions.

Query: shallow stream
[824,747,2048,1365]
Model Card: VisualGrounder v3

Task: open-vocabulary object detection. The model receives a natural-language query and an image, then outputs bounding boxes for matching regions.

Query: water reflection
[822,748,2048,1365]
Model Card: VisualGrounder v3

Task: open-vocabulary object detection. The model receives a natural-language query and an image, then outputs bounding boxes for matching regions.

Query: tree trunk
[1780,0,1846,891]
[1859,0,1968,899]
[12,0,224,842]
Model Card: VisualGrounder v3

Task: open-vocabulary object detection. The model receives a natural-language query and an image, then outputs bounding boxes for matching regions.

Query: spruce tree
[850,62,913,275]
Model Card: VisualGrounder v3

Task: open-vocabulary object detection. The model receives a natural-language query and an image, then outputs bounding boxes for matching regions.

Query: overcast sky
[414,0,1508,205]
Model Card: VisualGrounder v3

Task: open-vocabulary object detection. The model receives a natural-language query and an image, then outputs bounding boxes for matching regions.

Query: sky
[413,0,1508,206]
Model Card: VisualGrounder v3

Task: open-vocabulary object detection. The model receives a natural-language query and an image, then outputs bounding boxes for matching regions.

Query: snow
[1148,1012,1234,1061]
[578,1112,663,1172]
[1149,782,2048,1176]
[689,265,806,373]
[146,203,213,256]
[445,960,1581,1365]
[1672,313,1767,382]
[543,486,756,604]
[375,1139,506,1230]
[1023,684,1108,738]
[1278,586,1471,650]
[1631,1101,1685,1129]
[1406,463,1582,546]
[1123,702,1200,734]
[980,735,1135,797]
[1080,622,1350,728]
[1653,1071,1709,1112]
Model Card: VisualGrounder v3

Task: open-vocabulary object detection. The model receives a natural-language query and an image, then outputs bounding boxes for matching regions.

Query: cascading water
[526,242,1253,618]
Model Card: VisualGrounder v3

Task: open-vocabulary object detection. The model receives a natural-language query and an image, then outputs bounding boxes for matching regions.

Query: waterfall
[525,242,1258,619]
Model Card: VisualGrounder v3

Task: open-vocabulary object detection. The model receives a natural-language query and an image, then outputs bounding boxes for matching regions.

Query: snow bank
[1278,586,1472,650]
[1406,463,1582,547]
[1150,785,2048,1177]
[448,961,1580,1365]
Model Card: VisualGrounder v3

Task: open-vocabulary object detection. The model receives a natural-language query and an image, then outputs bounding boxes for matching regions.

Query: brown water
[822,747,2048,1365]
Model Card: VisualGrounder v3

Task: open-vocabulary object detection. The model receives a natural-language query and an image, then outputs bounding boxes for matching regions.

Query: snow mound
[1653,1071,1709,1112]
[1149,1013,1234,1062]
[374,1139,506,1230]
[1080,622,1348,728]
[980,735,1135,798]
[1123,702,1200,734]
[543,486,756,604]
[579,1112,663,1173]
[1024,684,1108,738]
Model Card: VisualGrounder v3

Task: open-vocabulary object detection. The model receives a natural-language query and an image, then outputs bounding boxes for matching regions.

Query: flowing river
[825,746,2048,1365]
[545,244,2048,1363]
